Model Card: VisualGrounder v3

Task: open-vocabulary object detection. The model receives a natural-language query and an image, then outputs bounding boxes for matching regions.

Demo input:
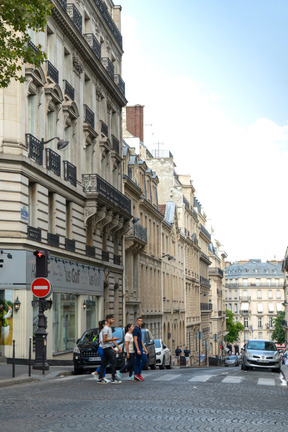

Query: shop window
[52,293,78,353]
[85,296,99,330]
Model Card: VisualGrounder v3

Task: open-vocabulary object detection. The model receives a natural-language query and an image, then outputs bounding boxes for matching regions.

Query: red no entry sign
[31,278,52,298]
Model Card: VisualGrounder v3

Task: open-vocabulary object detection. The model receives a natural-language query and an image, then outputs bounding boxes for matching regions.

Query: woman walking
[91,320,110,383]
[117,324,135,380]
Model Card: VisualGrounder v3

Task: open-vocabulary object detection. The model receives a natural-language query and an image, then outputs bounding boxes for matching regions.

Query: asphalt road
[1,366,288,432]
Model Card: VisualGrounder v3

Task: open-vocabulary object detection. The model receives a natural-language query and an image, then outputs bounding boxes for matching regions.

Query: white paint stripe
[257,378,275,386]
[189,374,216,382]
[222,376,243,384]
[33,286,48,290]
[153,374,181,381]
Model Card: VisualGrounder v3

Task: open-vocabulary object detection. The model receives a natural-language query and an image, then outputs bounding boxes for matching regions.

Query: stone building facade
[0,0,130,361]
[225,259,284,352]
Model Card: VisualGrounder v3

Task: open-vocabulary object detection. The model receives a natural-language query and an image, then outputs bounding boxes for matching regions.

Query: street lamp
[41,137,69,150]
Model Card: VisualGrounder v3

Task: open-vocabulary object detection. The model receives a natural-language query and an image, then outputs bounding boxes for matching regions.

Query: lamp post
[41,137,69,150]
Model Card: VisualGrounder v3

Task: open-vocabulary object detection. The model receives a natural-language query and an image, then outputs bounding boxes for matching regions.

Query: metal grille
[65,238,75,252]
[84,33,101,61]
[94,0,122,49]
[100,120,108,137]
[58,0,67,10]
[113,254,120,265]
[67,4,82,33]
[27,40,38,54]
[26,134,43,165]
[63,79,75,101]
[47,233,60,247]
[64,160,77,186]
[131,223,147,243]
[27,226,41,242]
[46,148,61,177]
[47,60,59,84]
[102,251,109,262]
[111,135,119,153]
[114,74,125,96]
[82,174,131,214]
[84,104,95,129]
[86,245,95,258]
[101,57,114,80]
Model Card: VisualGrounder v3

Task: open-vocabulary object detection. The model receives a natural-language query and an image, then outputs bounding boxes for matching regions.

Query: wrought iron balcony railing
[46,60,59,84]
[86,245,95,258]
[67,3,82,34]
[100,120,108,137]
[84,104,95,129]
[63,79,75,101]
[112,135,119,153]
[27,226,41,242]
[101,57,114,80]
[94,0,122,49]
[47,233,60,248]
[200,276,211,287]
[64,161,77,187]
[27,40,39,54]
[46,148,61,177]
[114,74,125,96]
[65,238,75,252]
[209,267,224,278]
[114,254,121,265]
[130,223,147,243]
[84,33,101,61]
[82,174,131,214]
[58,0,67,10]
[102,250,109,262]
[26,134,43,165]
[200,302,213,311]
[200,224,211,240]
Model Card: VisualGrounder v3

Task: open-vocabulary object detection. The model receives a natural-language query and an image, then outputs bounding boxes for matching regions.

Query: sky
[119,0,288,263]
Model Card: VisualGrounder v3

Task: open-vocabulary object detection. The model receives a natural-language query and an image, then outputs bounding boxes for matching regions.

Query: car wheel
[242,362,246,371]
[150,361,156,370]
[274,367,281,373]
[159,364,165,369]
[74,367,83,375]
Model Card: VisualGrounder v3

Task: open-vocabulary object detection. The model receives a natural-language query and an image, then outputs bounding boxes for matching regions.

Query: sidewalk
[0,362,73,388]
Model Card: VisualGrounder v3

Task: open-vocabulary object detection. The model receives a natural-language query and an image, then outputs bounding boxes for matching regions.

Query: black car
[73,327,125,374]
[141,328,156,370]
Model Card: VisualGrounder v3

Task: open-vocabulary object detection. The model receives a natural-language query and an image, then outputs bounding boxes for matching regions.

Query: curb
[0,370,73,388]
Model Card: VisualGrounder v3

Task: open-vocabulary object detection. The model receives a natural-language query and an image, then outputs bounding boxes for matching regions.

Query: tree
[271,311,286,344]
[0,0,53,88]
[225,309,244,344]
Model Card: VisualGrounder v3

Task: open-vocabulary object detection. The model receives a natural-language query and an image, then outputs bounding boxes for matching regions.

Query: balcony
[64,161,77,187]
[65,238,75,252]
[200,303,213,311]
[102,57,114,80]
[46,148,61,177]
[94,0,122,49]
[67,4,82,33]
[84,104,95,129]
[114,74,125,96]
[58,0,67,10]
[239,296,251,301]
[200,224,211,241]
[84,33,101,61]
[63,79,75,101]
[112,135,120,154]
[46,60,59,84]
[47,233,60,248]
[27,40,38,54]
[27,226,41,242]
[82,174,131,215]
[209,267,224,278]
[86,245,95,258]
[200,251,211,265]
[26,134,43,165]
[200,276,211,288]
[240,310,251,316]
[126,223,147,252]
[100,120,108,137]
[102,250,109,262]
[114,254,121,265]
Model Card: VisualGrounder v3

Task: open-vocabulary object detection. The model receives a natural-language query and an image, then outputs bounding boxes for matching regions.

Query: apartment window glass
[275,279,279,287]
[256,278,260,286]
[268,303,274,313]
[244,317,248,328]
[269,317,273,328]
[234,304,238,313]
[257,290,262,299]
[276,290,281,299]
[243,290,248,300]
[268,290,273,299]
[257,303,263,313]
[243,278,248,287]
[277,303,282,312]
[258,317,262,328]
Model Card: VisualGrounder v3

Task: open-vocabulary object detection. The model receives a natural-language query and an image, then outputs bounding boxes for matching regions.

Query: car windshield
[226,356,236,360]
[247,341,276,351]
[154,339,161,348]
[79,328,98,344]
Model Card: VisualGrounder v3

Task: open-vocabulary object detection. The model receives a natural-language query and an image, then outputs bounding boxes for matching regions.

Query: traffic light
[219,344,223,350]
[33,250,48,277]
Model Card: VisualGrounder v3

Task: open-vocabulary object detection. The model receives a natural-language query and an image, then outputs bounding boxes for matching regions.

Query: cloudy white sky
[119,0,288,263]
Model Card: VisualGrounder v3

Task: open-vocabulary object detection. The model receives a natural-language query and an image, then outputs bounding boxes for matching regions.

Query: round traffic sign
[31,277,52,298]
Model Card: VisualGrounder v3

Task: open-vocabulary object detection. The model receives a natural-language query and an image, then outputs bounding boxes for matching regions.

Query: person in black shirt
[133,317,148,381]
[175,346,182,365]
[184,347,191,366]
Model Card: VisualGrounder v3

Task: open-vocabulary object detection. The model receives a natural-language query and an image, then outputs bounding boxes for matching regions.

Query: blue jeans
[96,346,106,377]
[134,349,147,376]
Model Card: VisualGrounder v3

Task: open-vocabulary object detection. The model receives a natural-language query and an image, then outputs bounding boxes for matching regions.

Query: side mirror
[163,345,167,349]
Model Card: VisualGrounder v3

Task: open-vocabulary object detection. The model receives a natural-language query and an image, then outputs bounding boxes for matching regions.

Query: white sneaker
[103,377,111,383]
[91,372,98,380]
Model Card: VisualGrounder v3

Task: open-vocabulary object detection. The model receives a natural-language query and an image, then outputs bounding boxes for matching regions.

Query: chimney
[126,105,144,143]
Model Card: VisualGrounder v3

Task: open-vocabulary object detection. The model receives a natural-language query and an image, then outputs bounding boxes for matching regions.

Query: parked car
[224,355,240,367]
[154,339,172,369]
[141,328,156,369]
[73,327,125,374]
[241,339,281,372]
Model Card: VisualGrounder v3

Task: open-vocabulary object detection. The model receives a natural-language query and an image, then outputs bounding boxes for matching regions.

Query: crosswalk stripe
[222,376,243,384]
[189,374,216,382]
[257,378,275,386]
[153,374,181,381]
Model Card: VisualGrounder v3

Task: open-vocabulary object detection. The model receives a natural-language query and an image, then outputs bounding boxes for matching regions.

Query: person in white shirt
[91,320,110,383]
[117,324,135,380]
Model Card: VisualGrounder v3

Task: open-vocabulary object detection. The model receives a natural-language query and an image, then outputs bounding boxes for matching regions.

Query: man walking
[133,317,148,381]
[97,314,122,384]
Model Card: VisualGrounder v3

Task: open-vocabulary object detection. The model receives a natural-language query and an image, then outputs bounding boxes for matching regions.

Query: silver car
[241,339,281,372]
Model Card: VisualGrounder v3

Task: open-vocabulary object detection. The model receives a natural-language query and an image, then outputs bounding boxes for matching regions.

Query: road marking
[222,376,243,384]
[189,374,216,382]
[153,374,181,381]
[257,378,275,386]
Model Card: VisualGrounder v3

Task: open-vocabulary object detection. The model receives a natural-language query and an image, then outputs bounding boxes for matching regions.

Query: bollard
[28,337,32,377]
[12,339,15,378]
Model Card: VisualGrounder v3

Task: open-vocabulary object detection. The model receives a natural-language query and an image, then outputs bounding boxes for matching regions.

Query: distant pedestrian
[91,320,110,383]
[175,346,182,365]
[117,324,135,380]
[184,346,191,366]
[133,317,148,381]
[97,314,122,384]
[200,351,205,367]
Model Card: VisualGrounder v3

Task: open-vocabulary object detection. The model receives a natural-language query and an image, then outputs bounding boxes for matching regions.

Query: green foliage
[0,0,53,87]
[226,309,244,343]
[271,311,286,344]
